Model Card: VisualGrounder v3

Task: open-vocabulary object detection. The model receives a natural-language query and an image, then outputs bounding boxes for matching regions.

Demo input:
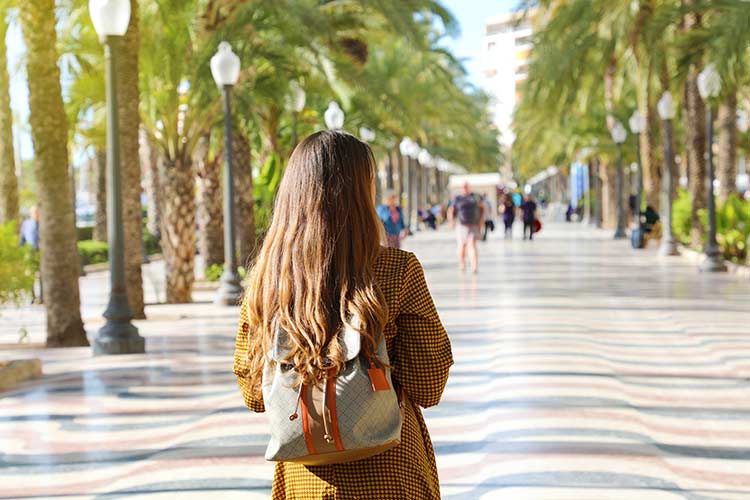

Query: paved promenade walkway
[2,222,750,499]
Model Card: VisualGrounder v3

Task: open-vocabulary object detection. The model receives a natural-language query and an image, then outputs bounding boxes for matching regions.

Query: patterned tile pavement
[1,221,750,499]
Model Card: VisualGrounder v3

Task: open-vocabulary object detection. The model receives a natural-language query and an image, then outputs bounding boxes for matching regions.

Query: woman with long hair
[233,131,453,499]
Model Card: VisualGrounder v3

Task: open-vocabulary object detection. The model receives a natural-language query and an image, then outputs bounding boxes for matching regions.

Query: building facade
[481,11,534,148]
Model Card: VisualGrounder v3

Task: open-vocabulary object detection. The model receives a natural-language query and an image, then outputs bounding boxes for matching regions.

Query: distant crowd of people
[376,183,542,273]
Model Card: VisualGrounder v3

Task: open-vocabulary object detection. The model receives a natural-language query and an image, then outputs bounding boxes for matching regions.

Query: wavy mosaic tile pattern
[1,223,749,499]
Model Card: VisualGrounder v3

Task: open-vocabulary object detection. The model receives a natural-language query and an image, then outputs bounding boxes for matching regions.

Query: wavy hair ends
[244,130,388,394]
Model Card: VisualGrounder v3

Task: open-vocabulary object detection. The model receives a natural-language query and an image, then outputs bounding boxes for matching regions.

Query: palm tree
[195,134,223,268]
[695,0,750,200]
[19,0,87,346]
[115,0,145,318]
[0,9,18,224]
[682,7,707,248]
[717,91,737,201]
[232,131,255,266]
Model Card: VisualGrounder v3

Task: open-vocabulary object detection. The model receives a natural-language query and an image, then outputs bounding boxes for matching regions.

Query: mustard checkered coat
[234,247,453,499]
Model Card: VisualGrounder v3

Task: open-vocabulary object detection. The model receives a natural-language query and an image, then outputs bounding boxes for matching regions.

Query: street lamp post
[628,111,645,226]
[697,64,727,272]
[289,81,306,148]
[611,121,628,239]
[210,41,244,305]
[657,92,679,256]
[324,102,345,130]
[90,0,145,355]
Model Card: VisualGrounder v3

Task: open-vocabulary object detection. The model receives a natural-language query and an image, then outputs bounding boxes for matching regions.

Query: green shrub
[76,225,94,241]
[142,229,161,255]
[672,189,693,246]
[699,194,750,263]
[0,222,36,304]
[78,240,109,265]
[205,263,223,282]
[672,190,750,262]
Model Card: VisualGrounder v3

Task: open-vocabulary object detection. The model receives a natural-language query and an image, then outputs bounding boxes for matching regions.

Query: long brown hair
[243,130,388,394]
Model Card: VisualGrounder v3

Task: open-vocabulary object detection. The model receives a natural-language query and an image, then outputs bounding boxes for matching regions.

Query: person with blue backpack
[448,182,485,273]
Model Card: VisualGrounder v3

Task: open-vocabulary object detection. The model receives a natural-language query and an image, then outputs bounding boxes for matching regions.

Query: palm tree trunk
[684,66,707,248]
[233,132,255,267]
[139,127,160,238]
[659,58,678,202]
[116,0,144,318]
[94,148,107,241]
[602,56,619,230]
[195,134,223,269]
[396,150,404,200]
[158,156,195,303]
[19,0,87,347]
[631,0,660,211]
[683,8,706,248]
[717,90,737,201]
[592,158,603,227]
[600,160,617,229]
[386,148,395,190]
[0,18,19,224]
[637,72,661,210]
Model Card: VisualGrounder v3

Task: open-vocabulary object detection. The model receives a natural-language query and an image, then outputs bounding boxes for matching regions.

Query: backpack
[454,194,481,225]
[262,319,403,465]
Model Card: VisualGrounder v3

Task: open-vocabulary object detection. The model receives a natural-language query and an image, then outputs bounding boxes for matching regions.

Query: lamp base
[699,254,727,273]
[215,269,243,306]
[93,321,145,355]
[658,238,680,256]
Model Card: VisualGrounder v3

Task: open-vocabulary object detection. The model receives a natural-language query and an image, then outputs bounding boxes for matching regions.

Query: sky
[439,0,521,85]
[6,0,520,162]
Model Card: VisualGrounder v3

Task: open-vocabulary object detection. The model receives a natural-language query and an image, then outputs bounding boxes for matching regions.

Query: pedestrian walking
[501,194,515,238]
[376,190,408,248]
[19,206,42,303]
[448,182,485,273]
[521,194,538,241]
[233,130,453,500]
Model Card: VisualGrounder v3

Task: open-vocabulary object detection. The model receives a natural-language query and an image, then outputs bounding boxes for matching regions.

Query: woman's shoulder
[374,247,419,284]
[374,247,418,307]
[376,245,410,268]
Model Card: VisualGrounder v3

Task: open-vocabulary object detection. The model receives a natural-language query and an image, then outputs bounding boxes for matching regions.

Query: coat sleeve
[233,294,266,413]
[393,252,453,408]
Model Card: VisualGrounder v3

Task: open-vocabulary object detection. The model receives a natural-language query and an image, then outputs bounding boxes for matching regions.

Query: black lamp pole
[659,116,679,256]
[215,84,243,304]
[94,35,145,355]
[700,106,727,272]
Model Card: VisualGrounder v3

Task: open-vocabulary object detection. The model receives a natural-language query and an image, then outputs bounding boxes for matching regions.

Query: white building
[480,11,534,148]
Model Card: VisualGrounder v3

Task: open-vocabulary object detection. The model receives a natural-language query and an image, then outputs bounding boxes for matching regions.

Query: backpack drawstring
[322,375,335,444]
[289,384,303,421]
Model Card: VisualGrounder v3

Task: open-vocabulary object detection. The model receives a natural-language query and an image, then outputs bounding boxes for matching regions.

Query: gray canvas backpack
[262,319,403,465]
